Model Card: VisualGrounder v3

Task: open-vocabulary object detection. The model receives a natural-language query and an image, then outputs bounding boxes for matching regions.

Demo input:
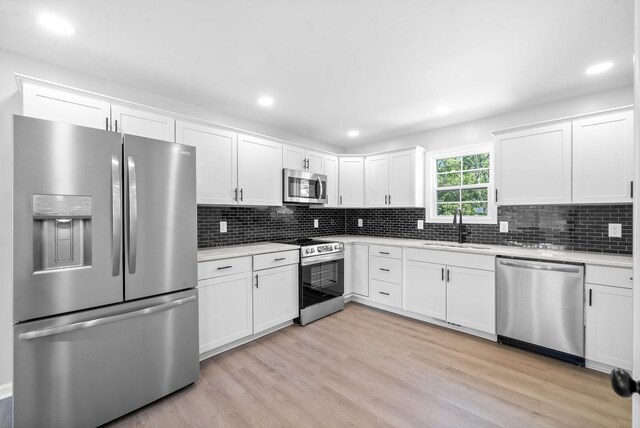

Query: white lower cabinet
[585,265,633,370]
[198,272,253,354]
[197,251,299,357]
[403,249,495,334]
[253,264,299,334]
[345,243,369,296]
[404,260,447,320]
[446,266,495,333]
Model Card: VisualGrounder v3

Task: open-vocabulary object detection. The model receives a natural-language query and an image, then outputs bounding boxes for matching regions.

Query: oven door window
[301,259,344,308]
[288,176,326,199]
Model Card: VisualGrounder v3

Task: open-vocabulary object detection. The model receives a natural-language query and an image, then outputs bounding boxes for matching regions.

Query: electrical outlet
[314,219,319,228]
[499,221,509,233]
[609,223,622,238]
[220,221,227,233]
[358,219,363,227]
[417,220,424,229]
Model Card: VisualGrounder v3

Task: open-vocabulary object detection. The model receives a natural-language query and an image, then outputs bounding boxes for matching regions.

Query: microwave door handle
[111,155,121,276]
[316,177,324,199]
[127,156,138,274]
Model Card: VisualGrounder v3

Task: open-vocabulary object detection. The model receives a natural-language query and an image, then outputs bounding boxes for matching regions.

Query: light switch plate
[499,221,509,233]
[220,221,227,233]
[314,219,319,228]
[358,219,363,227]
[417,220,424,229]
[609,223,622,238]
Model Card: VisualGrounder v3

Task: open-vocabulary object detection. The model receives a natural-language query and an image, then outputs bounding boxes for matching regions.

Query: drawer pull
[379,291,390,296]
[216,265,233,270]
[379,251,390,255]
[274,257,286,261]
[379,268,390,272]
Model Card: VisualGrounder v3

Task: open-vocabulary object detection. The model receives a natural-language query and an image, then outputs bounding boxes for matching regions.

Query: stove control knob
[305,248,312,254]
[334,244,339,250]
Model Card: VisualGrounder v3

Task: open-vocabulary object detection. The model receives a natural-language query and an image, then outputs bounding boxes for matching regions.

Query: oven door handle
[300,252,344,266]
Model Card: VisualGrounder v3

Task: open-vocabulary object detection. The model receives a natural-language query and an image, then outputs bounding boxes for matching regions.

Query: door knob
[611,368,640,398]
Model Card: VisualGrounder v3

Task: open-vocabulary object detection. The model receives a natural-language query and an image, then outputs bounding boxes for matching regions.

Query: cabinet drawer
[586,265,633,289]
[370,280,402,308]
[253,250,299,271]
[405,248,494,271]
[369,256,402,284]
[198,256,252,280]
[370,245,402,259]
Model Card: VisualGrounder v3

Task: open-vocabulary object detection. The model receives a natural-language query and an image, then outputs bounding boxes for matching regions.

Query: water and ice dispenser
[32,194,92,272]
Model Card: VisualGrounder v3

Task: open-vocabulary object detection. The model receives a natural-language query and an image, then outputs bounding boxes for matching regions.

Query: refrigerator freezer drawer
[13,289,199,428]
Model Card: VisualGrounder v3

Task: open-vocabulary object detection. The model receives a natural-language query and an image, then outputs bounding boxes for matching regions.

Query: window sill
[426,217,497,225]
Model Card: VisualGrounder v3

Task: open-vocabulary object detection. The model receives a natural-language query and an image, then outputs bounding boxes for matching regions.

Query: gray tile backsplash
[198,204,632,255]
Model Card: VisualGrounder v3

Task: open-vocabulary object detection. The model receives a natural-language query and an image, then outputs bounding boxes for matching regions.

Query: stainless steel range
[283,238,345,325]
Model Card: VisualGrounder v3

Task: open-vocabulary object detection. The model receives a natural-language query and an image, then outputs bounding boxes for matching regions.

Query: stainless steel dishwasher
[496,257,585,365]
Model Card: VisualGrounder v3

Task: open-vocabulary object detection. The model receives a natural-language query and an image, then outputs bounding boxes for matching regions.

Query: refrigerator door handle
[111,155,122,276]
[127,156,138,274]
[18,295,196,340]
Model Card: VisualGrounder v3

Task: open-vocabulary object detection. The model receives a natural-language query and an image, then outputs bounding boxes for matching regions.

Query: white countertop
[316,235,633,268]
[197,236,633,268]
[197,242,300,262]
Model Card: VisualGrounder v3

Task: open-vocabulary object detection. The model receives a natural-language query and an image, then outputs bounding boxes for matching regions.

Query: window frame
[426,142,497,224]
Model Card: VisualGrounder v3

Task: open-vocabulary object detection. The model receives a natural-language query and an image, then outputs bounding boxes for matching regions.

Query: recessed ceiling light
[257,96,274,107]
[585,62,614,75]
[38,13,75,36]
[435,106,452,115]
[347,130,360,138]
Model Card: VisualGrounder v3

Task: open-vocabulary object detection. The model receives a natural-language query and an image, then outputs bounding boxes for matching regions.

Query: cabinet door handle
[274,257,286,261]
[255,274,259,288]
[106,117,109,131]
[388,194,391,205]
[340,195,343,205]
[589,288,592,306]
[441,267,444,281]
[240,188,243,201]
[234,188,238,201]
[385,195,388,205]
[115,119,118,132]
[379,251,390,255]
[379,268,390,272]
[379,291,390,296]
[631,181,634,198]
[495,189,499,203]
[217,265,233,270]
[446,269,450,282]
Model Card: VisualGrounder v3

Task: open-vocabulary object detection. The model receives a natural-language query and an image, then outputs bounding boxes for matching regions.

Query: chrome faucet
[452,208,467,244]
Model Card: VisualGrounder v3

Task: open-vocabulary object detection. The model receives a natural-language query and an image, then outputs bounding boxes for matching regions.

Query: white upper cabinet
[364,149,425,208]
[176,121,238,205]
[389,149,424,207]
[495,121,572,205]
[283,145,324,174]
[339,157,364,207]
[111,104,175,142]
[324,155,339,207]
[22,82,111,130]
[572,110,633,203]
[365,154,389,207]
[237,134,283,206]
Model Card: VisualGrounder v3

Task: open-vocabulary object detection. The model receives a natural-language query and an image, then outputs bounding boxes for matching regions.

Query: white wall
[0,48,341,396]
[345,85,634,154]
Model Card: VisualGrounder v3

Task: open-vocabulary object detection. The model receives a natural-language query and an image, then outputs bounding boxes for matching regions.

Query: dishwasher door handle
[498,260,581,273]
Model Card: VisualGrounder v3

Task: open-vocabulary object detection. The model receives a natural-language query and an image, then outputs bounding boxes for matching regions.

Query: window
[426,144,496,224]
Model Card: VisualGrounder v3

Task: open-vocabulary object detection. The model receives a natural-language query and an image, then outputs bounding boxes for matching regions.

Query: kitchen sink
[422,242,491,250]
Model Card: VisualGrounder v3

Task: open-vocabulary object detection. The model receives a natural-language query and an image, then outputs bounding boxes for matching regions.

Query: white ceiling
[0,0,633,147]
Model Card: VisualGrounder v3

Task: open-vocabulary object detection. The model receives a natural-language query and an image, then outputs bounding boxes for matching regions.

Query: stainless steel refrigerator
[12,115,199,427]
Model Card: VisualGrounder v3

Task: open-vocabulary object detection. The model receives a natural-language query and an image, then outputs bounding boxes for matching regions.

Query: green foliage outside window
[435,153,490,217]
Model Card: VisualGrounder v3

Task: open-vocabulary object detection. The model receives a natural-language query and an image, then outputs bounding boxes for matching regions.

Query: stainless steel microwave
[283,169,327,204]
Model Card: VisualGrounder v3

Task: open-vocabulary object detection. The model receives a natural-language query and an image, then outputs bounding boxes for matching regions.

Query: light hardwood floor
[103,302,631,427]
